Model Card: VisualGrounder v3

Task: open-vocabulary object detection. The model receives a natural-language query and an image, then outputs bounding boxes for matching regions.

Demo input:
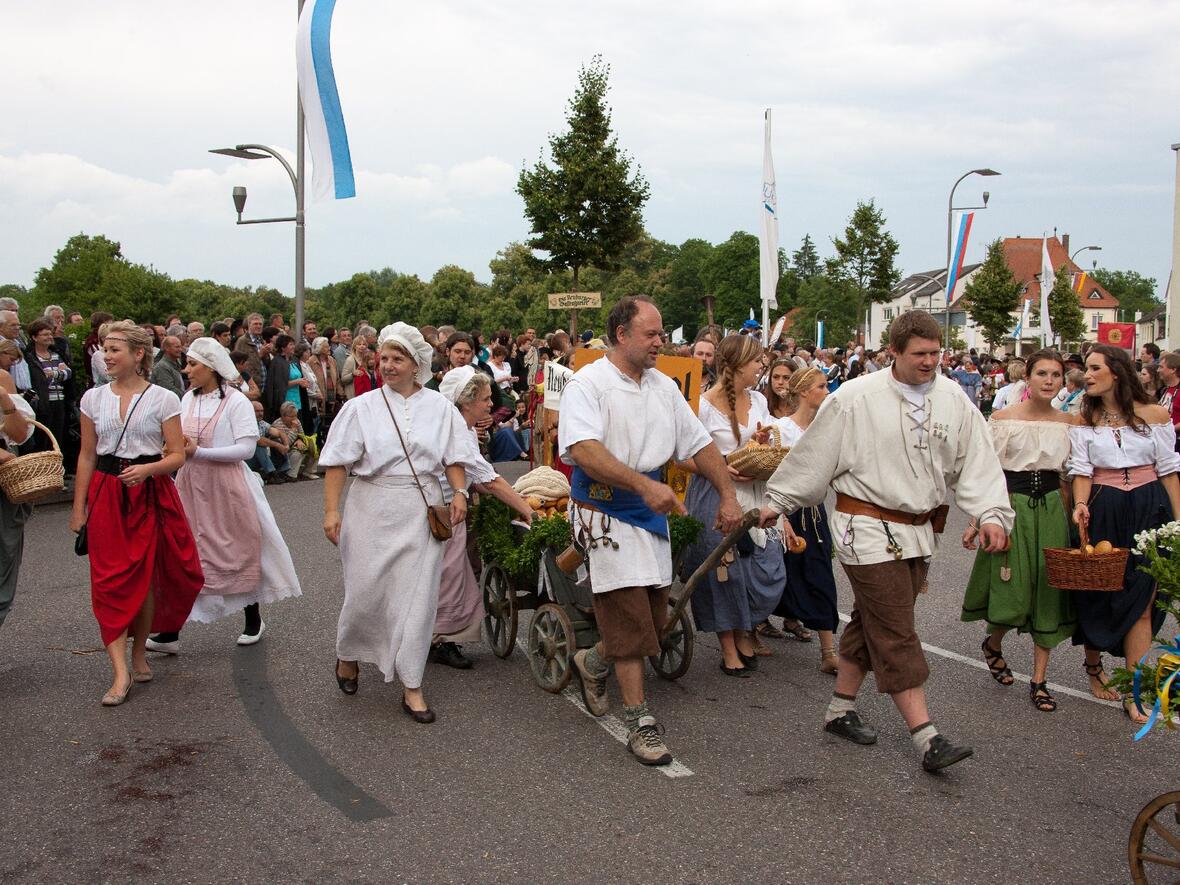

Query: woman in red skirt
[70,321,204,706]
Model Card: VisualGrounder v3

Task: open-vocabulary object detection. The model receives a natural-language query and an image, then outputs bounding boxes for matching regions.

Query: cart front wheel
[481,564,518,659]
[1129,790,1180,884]
[649,604,694,680]
[527,603,574,693]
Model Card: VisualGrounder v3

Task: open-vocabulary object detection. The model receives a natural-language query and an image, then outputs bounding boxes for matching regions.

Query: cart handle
[661,508,762,641]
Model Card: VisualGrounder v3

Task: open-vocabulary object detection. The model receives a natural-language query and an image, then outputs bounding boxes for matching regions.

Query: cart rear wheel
[649,605,694,680]
[1129,790,1180,883]
[527,603,573,693]
[481,564,517,659]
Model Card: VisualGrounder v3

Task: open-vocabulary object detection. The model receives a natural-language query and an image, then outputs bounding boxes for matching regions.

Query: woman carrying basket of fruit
[1067,344,1180,724]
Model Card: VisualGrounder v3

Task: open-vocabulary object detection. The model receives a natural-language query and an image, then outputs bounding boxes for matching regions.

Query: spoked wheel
[527,603,574,693]
[649,605,694,680]
[1129,790,1180,883]
[481,564,517,659]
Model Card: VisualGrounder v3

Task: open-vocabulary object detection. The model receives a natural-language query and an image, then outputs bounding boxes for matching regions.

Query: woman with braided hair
[680,334,786,676]
[770,366,841,672]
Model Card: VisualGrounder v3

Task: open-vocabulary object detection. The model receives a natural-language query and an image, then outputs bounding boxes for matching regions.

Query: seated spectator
[248,399,290,484]
[270,401,319,481]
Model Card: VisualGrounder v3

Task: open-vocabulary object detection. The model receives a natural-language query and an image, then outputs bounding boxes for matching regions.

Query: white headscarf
[186,337,240,382]
[438,365,477,404]
[377,322,434,385]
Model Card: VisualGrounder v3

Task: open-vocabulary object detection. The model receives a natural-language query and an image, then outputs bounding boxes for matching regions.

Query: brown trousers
[839,558,930,694]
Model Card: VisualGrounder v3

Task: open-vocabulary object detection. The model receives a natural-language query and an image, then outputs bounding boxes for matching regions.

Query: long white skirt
[336,474,446,688]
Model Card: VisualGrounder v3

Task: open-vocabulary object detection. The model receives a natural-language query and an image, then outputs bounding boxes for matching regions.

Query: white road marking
[516,637,695,778]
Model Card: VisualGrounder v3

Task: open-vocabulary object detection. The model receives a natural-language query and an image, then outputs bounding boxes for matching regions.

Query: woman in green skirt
[961,350,1078,712]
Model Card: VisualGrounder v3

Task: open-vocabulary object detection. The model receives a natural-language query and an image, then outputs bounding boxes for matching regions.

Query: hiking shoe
[921,735,973,772]
[823,711,878,745]
[572,649,610,716]
[627,718,673,766]
[428,642,473,670]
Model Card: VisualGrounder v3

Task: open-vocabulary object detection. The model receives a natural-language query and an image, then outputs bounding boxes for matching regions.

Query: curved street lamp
[946,168,1001,348]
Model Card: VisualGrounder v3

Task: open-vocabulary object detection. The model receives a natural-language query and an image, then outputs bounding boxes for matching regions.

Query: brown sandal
[819,648,839,675]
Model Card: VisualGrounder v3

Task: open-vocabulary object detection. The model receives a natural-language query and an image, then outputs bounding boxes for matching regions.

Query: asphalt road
[2,463,1177,884]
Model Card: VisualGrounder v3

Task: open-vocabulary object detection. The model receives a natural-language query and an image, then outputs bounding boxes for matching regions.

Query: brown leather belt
[835,493,949,534]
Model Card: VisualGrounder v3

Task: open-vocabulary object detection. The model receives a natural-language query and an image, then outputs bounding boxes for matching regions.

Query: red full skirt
[87,473,204,646]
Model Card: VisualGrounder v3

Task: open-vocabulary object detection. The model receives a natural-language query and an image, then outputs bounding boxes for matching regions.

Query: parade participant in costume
[428,366,535,670]
[770,367,841,674]
[680,335,785,675]
[960,350,1076,712]
[320,323,479,724]
[0,353,35,630]
[146,339,301,654]
[562,296,742,766]
[760,311,1013,772]
[1068,344,1180,724]
[70,322,204,707]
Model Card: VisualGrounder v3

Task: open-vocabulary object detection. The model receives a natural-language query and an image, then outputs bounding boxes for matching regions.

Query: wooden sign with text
[548,291,602,310]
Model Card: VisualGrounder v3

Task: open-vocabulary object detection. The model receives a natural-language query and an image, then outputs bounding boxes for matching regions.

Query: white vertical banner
[1040,236,1055,346]
[759,108,779,333]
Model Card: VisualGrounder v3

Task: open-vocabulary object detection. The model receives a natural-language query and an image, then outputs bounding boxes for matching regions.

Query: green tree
[420,265,487,331]
[791,234,821,280]
[1048,263,1086,345]
[1091,268,1160,322]
[963,239,1023,349]
[516,55,650,294]
[32,234,124,316]
[702,232,759,327]
[829,201,901,340]
[794,275,858,347]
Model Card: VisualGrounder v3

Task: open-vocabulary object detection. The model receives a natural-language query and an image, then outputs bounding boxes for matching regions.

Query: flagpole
[294,0,307,338]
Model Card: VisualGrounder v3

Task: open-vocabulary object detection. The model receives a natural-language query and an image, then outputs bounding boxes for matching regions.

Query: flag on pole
[759,109,779,312]
[1097,322,1136,350]
[1011,296,1030,339]
[297,0,355,200]
[1039,236,1055,346]
[1074,270,1089,294]
[945,211,974,303]
[671,326,685,345]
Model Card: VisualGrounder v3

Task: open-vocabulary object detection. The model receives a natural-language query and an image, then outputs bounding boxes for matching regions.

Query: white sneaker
[145,636,180,655]
[237,620,266,646]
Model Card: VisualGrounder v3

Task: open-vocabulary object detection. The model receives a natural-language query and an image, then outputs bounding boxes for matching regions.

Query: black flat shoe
[429,641,474,670]
[719,661,751,678]
[335,659,358,695]
[921,734,973,772]
[823,711,878,745]
[737,650,759,671]
[401,699,436,723]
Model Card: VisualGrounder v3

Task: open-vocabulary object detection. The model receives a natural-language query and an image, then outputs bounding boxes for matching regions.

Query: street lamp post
[946,168,1001,348]
[209,0,307,337]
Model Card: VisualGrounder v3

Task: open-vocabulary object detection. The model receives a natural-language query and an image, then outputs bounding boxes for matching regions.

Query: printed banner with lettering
[542,361,574,410]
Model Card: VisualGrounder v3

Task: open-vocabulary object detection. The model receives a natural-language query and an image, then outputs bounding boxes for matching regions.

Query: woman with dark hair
[1139,362,1160,401]
[1068,344,1180,722]
[763,358,796,421]
[147,339,300,653]
[961,350,1077,712]
[680,334,785,675]
[24,318,71,453]
[83,312,114,388]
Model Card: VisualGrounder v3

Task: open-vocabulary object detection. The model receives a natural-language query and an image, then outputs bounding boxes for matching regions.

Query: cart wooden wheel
[481,564,517,660]
[527,603,574,693]
[1129,790,1180,883]
[649,605,694,681]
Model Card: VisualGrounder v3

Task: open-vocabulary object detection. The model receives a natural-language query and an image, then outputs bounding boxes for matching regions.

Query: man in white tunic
[760,311,1014,773]
[560,296,742,766]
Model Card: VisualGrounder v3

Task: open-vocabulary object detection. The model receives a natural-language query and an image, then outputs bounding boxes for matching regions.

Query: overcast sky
[2,1,1178,300]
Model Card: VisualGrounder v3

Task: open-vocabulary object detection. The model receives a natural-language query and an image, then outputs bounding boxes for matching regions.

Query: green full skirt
[960,490,1076,649]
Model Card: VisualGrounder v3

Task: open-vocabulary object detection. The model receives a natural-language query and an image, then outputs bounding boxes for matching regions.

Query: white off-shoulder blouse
[988,418,1072,473]
[1067,422,1180,477]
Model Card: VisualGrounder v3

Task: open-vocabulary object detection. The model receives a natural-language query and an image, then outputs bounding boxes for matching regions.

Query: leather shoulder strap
[379,388,431,509]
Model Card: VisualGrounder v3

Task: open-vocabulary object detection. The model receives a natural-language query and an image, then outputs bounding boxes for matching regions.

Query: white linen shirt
[80,384,181,457]
[559,356,712,593]
[1067,423,1180,477]
[319,386,480,487]
[1,394,34,447]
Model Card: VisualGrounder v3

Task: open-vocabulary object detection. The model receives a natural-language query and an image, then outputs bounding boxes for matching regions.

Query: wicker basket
[0,420,65,504]
[1043,525,1128,592]
[725,425,790,481]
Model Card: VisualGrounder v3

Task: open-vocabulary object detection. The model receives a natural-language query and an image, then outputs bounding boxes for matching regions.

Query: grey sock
[824,693,856,724]
[584,645,611,678]
[623,702,651,731]
[910,721,938,755]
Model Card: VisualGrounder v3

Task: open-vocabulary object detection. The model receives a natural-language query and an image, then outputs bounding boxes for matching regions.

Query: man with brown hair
[760,310,1013,772]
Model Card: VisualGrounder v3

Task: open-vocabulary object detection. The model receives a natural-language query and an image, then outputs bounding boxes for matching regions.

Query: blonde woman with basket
[679,334,786,676]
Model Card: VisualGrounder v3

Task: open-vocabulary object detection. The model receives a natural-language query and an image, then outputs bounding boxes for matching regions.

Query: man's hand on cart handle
[641,477,688,517]
[716,494,743,533]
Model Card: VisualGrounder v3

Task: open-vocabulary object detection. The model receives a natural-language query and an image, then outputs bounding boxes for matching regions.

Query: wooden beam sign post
[548,291,601,342]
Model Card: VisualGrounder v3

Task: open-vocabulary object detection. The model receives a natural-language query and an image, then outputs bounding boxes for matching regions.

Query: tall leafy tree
[1091,268,1160,322]
[828,200,900,340]
[791,234,821,280]
[516,55,650,293]
[963,239,1023,349]
[1048,263,1086,345]
[702,232,759,327]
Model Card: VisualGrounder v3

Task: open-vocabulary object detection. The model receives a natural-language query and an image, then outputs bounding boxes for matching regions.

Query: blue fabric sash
[570,466,668,539]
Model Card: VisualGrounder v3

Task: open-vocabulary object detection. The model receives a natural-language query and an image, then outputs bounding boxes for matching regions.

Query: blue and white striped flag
[297,0,355,200]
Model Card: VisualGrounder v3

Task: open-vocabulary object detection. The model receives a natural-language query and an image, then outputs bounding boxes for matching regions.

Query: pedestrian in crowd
[331,327,352,375]
[952,357,984,409]
[563,296,742,765]
[1156,353,1180,449]
[1068,344,1180,724]
[209,322,232,349]
[70,321,204,707]
[681,334,786,674]
[321,322,480,724]
[270,401,318,481]
[0,310,33,396]
[821,349,845,393]
[487,344,516,396]
[24,318,72,453]
[309,336,339,438]
[261,334,299,423]
[428,366,536,671]
[232,313,266,384]
[1140,342,1160,366]
[230,350,261,400]
[152,335,185,398]
[692,335,716,393]
[0,349,36,630]
[1057,369,1086,415]
[1139,362,1160,401]
[761,310,1014,773]
[83,311,114,388]
[247,399,290,484]
[146,339,301,655]
[990,361,1026,412]
[771,367,841,672]
[763,358,795,422]
[961,350,1077,713]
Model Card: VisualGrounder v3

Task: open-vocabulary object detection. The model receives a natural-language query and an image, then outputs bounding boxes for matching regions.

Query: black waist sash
[1003,469,1060,506]
[96,453,162,476]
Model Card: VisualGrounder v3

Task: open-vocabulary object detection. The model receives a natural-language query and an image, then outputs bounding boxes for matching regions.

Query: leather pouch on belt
[930,504,950,534]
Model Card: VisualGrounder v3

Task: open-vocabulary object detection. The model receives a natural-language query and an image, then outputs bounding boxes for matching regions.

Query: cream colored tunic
[763,370,1015,566]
